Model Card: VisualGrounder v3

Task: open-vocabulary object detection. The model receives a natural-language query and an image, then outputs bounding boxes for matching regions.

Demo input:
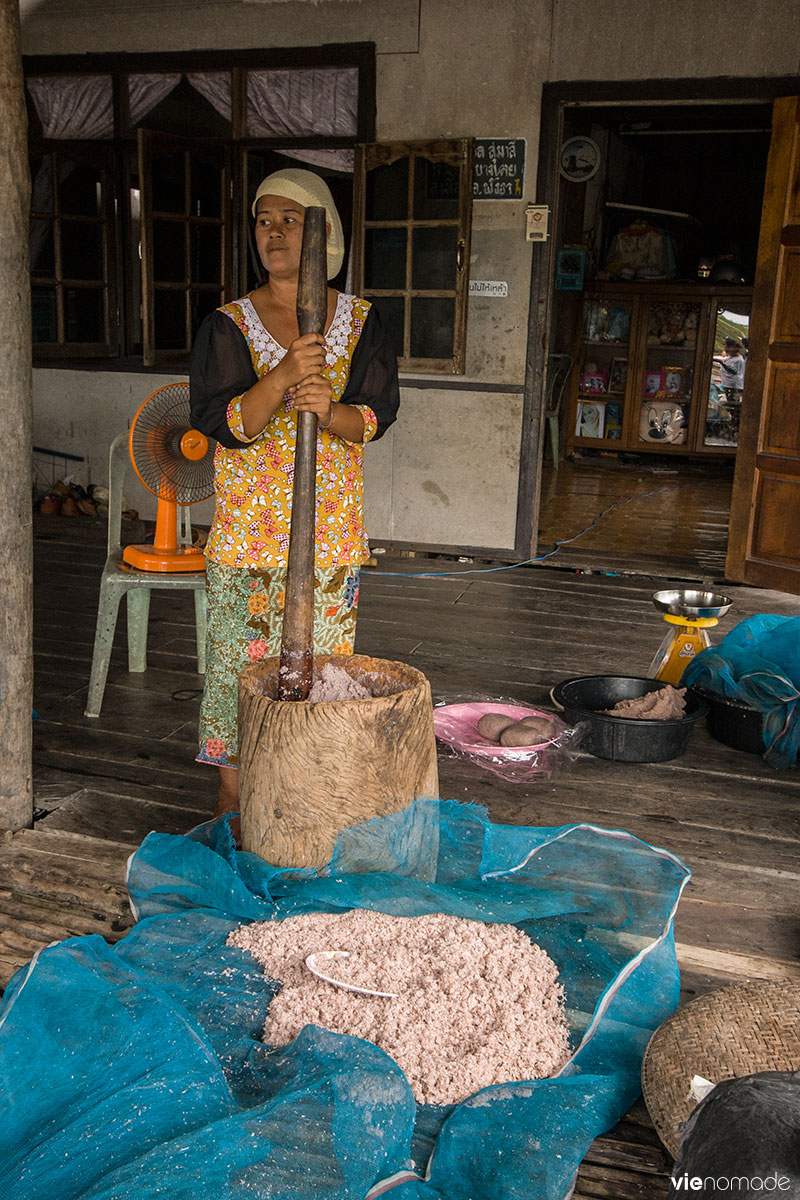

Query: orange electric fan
[122,383,215,573]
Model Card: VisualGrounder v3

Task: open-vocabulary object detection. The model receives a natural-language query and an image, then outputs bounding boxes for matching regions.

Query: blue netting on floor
[0,800,688,1200]
[682,614,800,767]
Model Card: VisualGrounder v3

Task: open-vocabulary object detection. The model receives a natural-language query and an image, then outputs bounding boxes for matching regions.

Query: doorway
[526,81,783,577]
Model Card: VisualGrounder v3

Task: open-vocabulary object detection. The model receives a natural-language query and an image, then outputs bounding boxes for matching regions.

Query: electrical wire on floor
[169,479,722,704]
[367,477,724,580]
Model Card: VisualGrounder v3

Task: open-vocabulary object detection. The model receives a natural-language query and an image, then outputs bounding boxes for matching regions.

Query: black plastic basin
[551,675,708,763]
[688,685,764,755]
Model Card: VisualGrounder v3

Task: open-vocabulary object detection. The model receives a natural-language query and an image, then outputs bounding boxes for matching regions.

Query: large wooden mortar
[238,653,439,867]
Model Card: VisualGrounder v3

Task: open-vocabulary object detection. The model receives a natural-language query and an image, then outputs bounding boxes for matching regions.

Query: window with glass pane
[25,44,375,366]
[354,139,473,373]
[29,148,114,354]
[704,304,750,449]
[139,131,230,364]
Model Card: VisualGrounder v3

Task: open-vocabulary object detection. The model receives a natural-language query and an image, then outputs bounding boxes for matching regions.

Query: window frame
[24,44,376,370]
[138,130,233,366]
[352,138,474,374]
[29,142,118,358]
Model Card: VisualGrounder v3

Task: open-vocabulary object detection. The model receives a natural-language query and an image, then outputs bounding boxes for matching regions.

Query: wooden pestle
[277,206,328,701]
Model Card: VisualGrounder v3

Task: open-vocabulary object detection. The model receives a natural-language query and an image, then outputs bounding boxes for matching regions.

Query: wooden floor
[537,453,735,579]
[3,509,800,1198]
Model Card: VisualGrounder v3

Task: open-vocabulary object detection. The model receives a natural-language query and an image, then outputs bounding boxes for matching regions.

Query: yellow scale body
[649,613,720,686]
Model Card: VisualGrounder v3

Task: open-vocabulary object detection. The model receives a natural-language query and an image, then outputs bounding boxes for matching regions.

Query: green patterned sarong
[197,560,360,767]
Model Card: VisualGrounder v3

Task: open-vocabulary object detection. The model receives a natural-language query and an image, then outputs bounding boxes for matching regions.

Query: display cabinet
[565,283,752,457]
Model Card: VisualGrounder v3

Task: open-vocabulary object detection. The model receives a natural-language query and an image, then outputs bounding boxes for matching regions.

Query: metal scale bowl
[649,589,733,685]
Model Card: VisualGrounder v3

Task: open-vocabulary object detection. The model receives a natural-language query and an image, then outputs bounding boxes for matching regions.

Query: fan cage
[130,384,215,505]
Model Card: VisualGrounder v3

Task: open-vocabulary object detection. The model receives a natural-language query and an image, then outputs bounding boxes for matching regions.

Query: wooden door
[727,96,800,590]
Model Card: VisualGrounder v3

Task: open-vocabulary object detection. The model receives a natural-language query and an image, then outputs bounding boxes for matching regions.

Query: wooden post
[278,206,327,701]
[0,0,33,833]
[239,654,440,868]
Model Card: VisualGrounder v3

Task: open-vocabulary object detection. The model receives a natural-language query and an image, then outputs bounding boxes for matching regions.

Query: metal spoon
[304,949,398,999]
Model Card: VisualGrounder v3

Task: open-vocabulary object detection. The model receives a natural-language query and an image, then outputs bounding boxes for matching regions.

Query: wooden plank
[33,719,203,771]
[41,791,209,841]
[581,1136,670,1176]
[0,840,131,896]
[469,790,800,872]
[675,941,800,983]
[35,637,204,673]
[0,827,138,986]
[573,1162,669,1198]
[12,827,138,858]
[35,691,201,742]
[674,902,799,964]
[392,617,718,662]
[437,770,800,853]
[362,563,799,626]
[32,762,204,806]
[537,457,732,576]
[32,747,216,800]
[48,773,206,811]
[0,909,132,988]
[0,895,132,943]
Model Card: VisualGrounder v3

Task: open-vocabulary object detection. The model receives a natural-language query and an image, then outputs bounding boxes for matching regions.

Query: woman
[189,168,399,815]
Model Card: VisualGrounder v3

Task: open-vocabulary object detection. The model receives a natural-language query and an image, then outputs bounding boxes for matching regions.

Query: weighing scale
[649,589,733,685]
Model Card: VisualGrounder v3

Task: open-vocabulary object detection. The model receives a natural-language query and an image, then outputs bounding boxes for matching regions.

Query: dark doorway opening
[533,94,773,576]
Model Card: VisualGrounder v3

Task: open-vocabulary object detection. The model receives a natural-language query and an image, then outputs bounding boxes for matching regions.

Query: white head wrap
[251,168,345,280]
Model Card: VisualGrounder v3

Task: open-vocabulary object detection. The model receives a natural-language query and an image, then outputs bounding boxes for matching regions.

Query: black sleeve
[189,310,259,449]
[339,304,400,441]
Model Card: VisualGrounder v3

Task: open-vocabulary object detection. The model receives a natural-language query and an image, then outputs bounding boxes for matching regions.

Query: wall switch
[526,204,549,242]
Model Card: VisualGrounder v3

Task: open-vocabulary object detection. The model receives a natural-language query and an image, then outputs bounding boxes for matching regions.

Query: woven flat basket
[642,979,800,1157]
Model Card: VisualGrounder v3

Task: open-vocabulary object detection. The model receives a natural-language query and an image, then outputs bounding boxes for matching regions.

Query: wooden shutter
[353,139,474,373]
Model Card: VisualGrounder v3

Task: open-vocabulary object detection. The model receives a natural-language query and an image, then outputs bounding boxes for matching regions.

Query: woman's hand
[238,336,330,439]
[276,333,327,389]
[290,373,334,424]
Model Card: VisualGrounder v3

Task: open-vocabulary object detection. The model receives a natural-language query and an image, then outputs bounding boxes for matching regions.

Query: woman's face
[254,193,306,276]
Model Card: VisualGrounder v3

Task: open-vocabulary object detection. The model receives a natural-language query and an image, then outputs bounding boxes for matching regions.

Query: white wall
[549,0,800,82]
[18,0,422,55]
[32,368,217,524]
[365,388,523,551]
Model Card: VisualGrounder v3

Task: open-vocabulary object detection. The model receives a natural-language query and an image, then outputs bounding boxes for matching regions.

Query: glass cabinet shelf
[574,296,632,441]
[566,283,753,457]
[638,300,701,447]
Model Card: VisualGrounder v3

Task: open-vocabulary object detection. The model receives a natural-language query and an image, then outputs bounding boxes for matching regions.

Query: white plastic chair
[84,434,207,718]
[544,353,573,469]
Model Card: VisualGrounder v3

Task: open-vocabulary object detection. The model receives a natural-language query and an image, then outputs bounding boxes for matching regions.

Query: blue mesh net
[0,801,688,1200]
[682,614,800,767]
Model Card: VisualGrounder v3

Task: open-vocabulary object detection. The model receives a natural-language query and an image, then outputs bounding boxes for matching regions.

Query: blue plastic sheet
[0,801,689,1200]
[683,614,800,767]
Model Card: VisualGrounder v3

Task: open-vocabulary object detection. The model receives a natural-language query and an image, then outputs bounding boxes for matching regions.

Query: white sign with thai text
[469,280,509,297]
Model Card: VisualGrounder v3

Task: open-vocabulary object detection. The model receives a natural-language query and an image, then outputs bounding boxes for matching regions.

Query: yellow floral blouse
[203,294,378,572]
